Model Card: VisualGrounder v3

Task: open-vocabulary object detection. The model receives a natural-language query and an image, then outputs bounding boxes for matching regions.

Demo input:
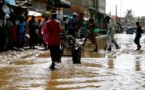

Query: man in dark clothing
[3,16,13,50]
[134,22,142,50]
[0,26,5,51]
[67,12,78,38]
[28,16,37,49]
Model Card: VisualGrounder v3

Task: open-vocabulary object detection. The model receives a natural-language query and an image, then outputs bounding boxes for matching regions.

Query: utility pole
[116,5,117,24]
[120,0,122,17]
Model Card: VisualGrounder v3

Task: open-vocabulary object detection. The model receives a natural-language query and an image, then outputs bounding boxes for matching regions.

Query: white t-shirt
[108,20,113,30]
[108,20,116,38]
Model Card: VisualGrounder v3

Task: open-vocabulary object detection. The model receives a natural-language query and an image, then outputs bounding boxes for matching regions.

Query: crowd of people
[0,12,132,52]
[0,11,143,69]
[0,15,41,52]
[0,12,94,52]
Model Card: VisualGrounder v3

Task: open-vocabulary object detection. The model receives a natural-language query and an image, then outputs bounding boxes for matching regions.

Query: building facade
[97,0,106,13]
[15,0,106,29]
[64,0,106,29]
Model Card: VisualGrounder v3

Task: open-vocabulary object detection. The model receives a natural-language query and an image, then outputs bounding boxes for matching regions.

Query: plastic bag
[92,28,100,35]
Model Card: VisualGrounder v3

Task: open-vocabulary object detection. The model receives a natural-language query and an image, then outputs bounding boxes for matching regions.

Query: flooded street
[1,34,145,90]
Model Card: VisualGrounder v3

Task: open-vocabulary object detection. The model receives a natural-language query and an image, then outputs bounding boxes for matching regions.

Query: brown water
[0,34,145,90]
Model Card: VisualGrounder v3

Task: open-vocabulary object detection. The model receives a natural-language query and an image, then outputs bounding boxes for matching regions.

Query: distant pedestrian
[63,16,69,35]
[11,22,17,49]
[77,14,86,39]
[104,16,120,51]
[28,16,37,49]
[67,12,78,38]
[82,18,98,52]
[16,16,27,49]
[134,22,142,50]
[3,15,13,50]
[41,17,49,49]
[36,19,42,45]
[44,13,63,70]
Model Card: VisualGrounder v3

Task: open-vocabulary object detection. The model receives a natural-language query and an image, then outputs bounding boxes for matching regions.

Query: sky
[106,0,145,17]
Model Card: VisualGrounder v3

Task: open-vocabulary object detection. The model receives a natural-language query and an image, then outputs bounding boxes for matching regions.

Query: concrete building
[15,0,106,29]
[64,0,90,19]
[98,0,106,13]
[65,0,106,21]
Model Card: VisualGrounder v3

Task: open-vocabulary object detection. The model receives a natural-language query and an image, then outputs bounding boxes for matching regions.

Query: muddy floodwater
[1,34,145,90]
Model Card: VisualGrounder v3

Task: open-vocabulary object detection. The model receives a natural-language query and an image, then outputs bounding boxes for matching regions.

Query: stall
[27,10,42,22]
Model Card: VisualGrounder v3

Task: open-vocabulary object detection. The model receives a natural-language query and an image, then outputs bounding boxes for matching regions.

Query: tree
[125,9,134,25]
[125,9,134,18]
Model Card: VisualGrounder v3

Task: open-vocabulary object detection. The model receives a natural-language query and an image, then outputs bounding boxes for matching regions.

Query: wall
[98,0,106,13]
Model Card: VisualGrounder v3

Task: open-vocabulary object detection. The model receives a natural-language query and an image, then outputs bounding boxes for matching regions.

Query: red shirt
[11,25,17,38]
[45,19,62,46]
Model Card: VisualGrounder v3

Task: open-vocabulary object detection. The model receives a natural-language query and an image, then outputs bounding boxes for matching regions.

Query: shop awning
[0,2,28,20]
[65,5,85,14]
[88,7,97,12]
[53,0,71,8]
[18,2,33,7]
[28,10,42,17]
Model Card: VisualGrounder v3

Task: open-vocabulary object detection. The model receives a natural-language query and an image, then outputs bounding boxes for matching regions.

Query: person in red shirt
[45,13,63,70]
[11,22,17,49]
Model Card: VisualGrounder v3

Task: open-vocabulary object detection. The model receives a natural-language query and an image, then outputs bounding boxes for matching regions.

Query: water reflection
[135,61,141,71]
[114,54,135,70]
[46,71,59,90]
[0,67,17,90]
[107,59,114,69]
[106,55,144,72]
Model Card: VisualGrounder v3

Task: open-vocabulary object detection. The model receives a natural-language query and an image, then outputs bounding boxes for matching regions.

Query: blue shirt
[17,21,26,33]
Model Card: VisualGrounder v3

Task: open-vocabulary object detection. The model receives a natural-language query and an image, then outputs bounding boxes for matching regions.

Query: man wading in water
[44,13,63,70]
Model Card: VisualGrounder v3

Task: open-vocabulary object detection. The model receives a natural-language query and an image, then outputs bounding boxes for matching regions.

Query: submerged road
[0,34,145,90]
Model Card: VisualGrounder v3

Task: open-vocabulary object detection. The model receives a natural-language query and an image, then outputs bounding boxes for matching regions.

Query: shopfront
[63,5,90,20]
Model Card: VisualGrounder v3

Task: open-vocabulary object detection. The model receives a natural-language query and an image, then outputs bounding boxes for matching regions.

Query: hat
[73,12,78,16]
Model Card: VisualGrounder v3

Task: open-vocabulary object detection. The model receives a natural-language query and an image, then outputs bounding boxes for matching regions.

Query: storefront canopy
[53,0,71,8]
[65,5,85,14]
[28,10,42,17]
[88,7,97,12]
[0,1,28,21]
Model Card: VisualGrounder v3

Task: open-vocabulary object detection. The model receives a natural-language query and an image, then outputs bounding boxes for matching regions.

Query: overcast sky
[106,0,145,17]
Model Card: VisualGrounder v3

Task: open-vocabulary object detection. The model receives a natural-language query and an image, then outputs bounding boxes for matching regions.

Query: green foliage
[125,9,134,19]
